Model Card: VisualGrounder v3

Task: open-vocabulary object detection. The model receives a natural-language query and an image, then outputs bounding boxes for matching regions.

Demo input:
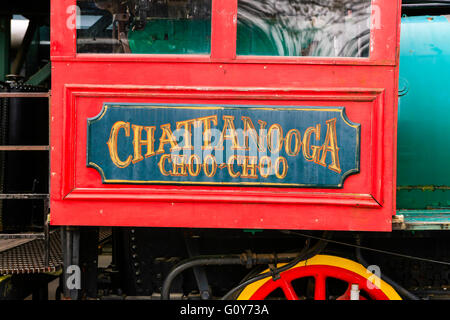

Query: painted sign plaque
[87,104,360,188]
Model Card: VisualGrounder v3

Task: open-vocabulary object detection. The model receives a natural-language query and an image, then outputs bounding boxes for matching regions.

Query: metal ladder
[0,90,58,274]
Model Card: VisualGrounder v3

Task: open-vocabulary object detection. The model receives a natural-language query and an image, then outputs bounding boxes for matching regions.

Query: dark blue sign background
[87,103,360,188]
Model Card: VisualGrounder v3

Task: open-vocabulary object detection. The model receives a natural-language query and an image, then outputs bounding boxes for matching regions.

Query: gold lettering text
[203,154,217,177]
[318,118,341,173]
[239,156,259,179]
[216,115,245,151]
[227,155,240,178]
[302,124,321,162]
[267,124,284,153]
[195,115,218,150]
[158,154,172,176]
[131,125,156,164]
[285,129,302,157]
[172,155,188,176]
[156,124,179,154]
[241,116,267,152]
[259,156,272,178]
[107,121,132,168]
[274,157,288,179]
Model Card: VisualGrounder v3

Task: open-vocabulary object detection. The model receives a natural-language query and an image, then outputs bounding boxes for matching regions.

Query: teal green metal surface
[236,20,280,56]
[396,210,450,231]
[128,19,211,54]
[25,62,51,86]
[397,15,450,211]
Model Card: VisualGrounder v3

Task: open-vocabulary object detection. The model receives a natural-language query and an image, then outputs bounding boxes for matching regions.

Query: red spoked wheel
[237,255,402,300]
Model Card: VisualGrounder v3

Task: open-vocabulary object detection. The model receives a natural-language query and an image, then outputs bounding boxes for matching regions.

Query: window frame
[51,0,400,66]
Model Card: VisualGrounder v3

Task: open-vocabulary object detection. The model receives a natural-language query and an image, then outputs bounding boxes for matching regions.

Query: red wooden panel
[50,0,401,231]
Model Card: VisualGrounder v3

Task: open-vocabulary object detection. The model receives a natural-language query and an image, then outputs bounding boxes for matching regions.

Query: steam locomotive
[1,0,450,301]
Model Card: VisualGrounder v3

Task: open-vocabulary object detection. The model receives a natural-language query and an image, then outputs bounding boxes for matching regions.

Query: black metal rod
[43,198,50,267]
[161,252,300,300]
[71,229,80,300]
[355,244,420,300]
[62,227,72,299]
[0,233,44,239]
[0,194,49,199]
[161,255,243,300]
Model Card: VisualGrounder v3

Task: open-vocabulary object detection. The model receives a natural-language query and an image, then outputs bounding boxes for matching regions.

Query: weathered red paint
[50,0,402,231]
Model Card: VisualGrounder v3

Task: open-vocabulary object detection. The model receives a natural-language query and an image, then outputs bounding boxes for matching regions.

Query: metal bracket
[184,235,211,300]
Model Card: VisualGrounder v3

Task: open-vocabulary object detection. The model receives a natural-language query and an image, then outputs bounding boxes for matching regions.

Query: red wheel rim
[248,265,390,300]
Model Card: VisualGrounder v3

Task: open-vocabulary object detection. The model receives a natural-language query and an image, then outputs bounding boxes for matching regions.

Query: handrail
[0,146,49,151]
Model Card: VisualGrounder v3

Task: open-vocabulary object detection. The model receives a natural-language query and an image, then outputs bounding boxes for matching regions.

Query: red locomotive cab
[50,0,402,231]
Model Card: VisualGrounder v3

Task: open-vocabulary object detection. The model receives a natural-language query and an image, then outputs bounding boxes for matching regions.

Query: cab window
[76,0,212,54]
[237,0,372,57]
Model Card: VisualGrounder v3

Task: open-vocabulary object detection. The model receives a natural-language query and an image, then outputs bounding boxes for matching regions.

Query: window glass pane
[77,0,211,54]
[237,0,372,57]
